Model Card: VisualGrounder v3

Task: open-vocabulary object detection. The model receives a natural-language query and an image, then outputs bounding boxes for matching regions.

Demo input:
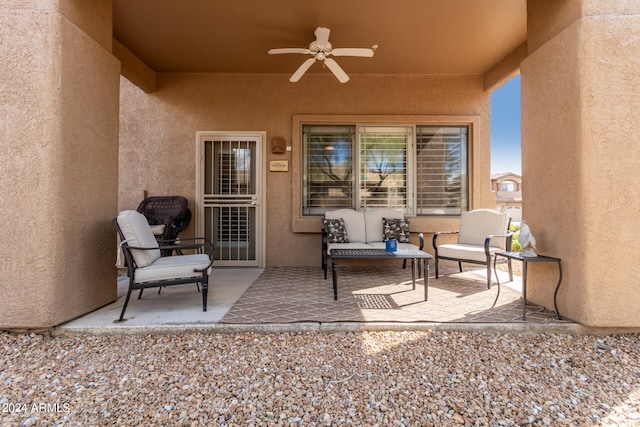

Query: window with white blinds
[359,127,410,210]
[302,125,355,215]
[415,126,469,215]
[302,124,468,216]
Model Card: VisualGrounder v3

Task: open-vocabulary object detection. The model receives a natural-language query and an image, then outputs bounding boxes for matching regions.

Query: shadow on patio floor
[219,265,566,324]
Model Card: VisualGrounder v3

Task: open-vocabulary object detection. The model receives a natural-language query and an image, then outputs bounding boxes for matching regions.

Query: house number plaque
[269,160,289,172]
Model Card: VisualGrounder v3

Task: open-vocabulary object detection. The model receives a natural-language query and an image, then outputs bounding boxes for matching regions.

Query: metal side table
[493,251,563,320]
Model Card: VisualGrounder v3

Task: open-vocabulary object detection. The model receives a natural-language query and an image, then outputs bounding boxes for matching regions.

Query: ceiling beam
[483,41,527,91]
[112,39,157,93]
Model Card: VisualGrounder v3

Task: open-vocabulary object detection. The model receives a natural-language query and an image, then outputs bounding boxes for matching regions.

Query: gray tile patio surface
[58,263,571,335]
[219,264,565,325]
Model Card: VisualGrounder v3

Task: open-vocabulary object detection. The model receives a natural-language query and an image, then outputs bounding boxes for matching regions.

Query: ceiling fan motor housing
[310,41,332,55]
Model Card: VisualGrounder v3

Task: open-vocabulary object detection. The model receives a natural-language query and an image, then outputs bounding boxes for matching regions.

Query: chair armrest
[120,243,160,251]
[160,214,184,240]
[174,209,192,232]
[321,229,328,252]
[416,232,424,250]
[126,238,214,258]
[159,238,215,272]
[483,232,514,256]
[158,237,211,245]
[432,230,459,250]
[159,237,214,257]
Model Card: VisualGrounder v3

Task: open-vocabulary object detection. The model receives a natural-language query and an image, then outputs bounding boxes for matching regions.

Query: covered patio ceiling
[112,0,527,78]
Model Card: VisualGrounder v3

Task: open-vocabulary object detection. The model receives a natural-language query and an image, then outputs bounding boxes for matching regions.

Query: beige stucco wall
[118,73,493,267]
[0,0,119,329]
[522,0,640,326]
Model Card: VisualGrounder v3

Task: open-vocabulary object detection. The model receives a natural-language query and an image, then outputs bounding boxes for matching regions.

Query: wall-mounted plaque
[270,160,289,172]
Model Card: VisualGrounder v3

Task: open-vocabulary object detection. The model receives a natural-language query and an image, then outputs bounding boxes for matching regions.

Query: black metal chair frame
[113,218,214,322]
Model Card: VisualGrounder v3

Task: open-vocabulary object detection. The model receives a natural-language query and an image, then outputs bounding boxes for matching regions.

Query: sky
[490,74,521,175]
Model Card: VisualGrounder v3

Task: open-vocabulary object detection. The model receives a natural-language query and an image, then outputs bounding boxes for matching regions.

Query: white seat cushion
[364,208,404,243]
[325,209,366,243]
[134,254,212,283]
[117,210,161,267]
[438,243,503,263]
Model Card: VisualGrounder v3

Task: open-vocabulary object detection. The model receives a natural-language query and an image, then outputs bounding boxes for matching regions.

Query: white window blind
[359,127,410,211]
[416,126,468,215]
[302,125,355,215]
[301,123,468,216]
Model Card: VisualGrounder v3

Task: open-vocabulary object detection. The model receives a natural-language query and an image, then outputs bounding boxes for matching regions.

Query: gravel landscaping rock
[1,330,639,426]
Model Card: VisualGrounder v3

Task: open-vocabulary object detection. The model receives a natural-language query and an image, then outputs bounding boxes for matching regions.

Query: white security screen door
[197,132,265,267]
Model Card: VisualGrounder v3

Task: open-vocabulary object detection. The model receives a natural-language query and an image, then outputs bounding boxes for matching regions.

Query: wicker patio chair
[136,196,192,255]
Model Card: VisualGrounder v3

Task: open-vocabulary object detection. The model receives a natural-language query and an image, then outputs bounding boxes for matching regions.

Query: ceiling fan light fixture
[268,27,375,83]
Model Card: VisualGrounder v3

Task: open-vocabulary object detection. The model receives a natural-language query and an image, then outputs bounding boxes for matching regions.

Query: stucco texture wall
[0,1,119,328]
[119,73,492,267]
[522,1,640,326]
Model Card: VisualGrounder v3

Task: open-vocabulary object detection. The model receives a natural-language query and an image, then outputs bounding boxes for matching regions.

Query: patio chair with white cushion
[113,210,214,321]
[432,209,513,288]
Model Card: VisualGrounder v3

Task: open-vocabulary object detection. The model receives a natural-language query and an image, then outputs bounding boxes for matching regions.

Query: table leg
[553,260,563,320]
[411,258,416,290]
[522,260,528,320]
[331,259,338,300]
[423,260,429,301]
[492,255,501,308]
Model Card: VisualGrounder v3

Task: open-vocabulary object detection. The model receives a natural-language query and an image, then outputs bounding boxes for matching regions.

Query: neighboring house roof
[491,172,521,182]
[492,172,522,203]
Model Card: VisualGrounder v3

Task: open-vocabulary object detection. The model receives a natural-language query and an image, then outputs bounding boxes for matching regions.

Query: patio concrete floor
[56,263,578,336]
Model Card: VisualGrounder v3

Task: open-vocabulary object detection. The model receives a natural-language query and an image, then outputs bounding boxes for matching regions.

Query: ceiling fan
[268,27,376,83]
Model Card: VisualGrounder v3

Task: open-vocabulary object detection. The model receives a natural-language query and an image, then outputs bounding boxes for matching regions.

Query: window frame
[301,124,415,215]
[500,180,516,192]
[302,124,356,215]
[291,115,479,233]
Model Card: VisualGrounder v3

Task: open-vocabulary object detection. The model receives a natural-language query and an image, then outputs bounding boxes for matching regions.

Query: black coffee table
[328,248,432,301]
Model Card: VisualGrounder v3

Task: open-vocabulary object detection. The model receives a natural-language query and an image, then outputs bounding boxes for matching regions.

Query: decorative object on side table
[518,220,538,257]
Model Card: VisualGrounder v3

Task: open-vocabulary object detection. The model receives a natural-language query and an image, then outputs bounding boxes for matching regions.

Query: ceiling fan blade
[324,58,349,83]
[314,27,331,47]
[330,48,375,57]
[268,48,312,55]
[290,58,316,82]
